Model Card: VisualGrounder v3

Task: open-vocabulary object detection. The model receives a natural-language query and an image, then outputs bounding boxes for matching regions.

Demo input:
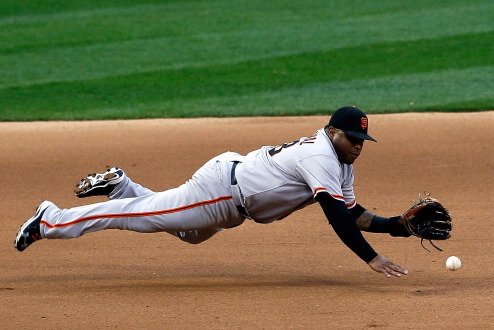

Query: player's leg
[15,152,245,250]
[41,188,238,238]
[105,175,227,244]
[109,176,154,199]
[73,167,218,243]
[73,167,227,244]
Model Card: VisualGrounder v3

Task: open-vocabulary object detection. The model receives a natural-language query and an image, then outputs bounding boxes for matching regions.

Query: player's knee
[176,229,219,244]
[177,233,204,244]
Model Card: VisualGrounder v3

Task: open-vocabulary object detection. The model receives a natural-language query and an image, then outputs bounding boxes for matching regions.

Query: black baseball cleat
[14,201,52,251]
[74,167,126,198]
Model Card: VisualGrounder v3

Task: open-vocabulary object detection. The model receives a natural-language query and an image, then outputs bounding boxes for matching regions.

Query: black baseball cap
[328,106,377,142]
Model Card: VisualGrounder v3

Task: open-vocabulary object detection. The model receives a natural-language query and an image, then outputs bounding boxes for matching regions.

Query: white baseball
[446,256,462,271]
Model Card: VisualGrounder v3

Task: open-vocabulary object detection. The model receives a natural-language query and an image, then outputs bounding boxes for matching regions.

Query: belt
[230,161,250,218]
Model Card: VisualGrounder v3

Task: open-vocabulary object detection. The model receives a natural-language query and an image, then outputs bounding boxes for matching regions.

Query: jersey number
[268,135,316,156]
[268,141,297,156]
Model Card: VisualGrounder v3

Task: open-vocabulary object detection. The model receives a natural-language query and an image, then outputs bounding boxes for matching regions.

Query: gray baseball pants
[40,152,246,244]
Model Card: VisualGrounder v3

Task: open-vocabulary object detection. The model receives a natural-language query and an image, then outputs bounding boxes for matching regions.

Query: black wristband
[388,216,411,237]
[369,215,411,237]
[369,215,393,233]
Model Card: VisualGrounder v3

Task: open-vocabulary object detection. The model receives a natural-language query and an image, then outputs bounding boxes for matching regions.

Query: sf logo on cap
[360,117,368,130]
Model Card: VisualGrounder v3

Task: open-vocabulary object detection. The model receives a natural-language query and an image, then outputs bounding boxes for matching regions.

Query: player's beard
[341,155,356,165]
[333,144,358,164]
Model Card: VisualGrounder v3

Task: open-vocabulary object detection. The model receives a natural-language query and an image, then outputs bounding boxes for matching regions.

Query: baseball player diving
[14,106,452,278]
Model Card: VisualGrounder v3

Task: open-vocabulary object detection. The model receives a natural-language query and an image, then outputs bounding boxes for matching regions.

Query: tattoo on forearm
[356,211,375,230]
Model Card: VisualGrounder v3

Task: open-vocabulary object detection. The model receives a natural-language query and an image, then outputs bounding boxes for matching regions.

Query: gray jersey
[236,128,356,223]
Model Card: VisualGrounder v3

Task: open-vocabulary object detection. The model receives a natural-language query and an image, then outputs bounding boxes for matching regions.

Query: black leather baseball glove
[401,195,452,251]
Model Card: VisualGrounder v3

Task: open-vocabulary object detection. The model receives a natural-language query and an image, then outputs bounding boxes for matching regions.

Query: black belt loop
[231,161,240,185]
[230,161,249,218]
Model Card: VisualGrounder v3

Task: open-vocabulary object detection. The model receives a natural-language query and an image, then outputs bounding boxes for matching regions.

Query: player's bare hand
[368,255,408,278]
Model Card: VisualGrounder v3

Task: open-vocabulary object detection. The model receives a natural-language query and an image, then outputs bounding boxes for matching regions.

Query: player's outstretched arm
[315,193,408,277]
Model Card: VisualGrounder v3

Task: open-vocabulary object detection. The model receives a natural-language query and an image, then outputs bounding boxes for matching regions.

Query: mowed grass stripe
[173,65,494,116]
[78,65,494,119]
[1,32,492,120]
[4,65,493,120]
[2,1,493,88]
[0,0,182,18]
[2,0,486,23]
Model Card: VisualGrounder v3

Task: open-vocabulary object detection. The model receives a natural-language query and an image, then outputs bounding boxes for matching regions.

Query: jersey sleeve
[297,155,357,209]
[296,155,345,203]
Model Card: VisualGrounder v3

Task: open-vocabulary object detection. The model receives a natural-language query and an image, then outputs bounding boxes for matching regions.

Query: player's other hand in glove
[368,255,408,278]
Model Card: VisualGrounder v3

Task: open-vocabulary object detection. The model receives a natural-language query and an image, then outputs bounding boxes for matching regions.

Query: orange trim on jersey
[330,193,345,201]
[346,200,356,208]
[314,189,346,202]
[40,195,233,229]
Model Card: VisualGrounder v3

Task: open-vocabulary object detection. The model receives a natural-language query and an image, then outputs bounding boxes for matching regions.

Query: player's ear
[327,126,337,140]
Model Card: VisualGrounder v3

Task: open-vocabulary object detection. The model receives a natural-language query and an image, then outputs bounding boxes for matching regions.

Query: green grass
[1,0,493,120]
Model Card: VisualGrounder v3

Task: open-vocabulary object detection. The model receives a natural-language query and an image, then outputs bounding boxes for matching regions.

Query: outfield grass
[1,0,493,120]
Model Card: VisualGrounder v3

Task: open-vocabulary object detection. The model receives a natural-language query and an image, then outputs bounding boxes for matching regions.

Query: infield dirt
[1,113,493,328]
